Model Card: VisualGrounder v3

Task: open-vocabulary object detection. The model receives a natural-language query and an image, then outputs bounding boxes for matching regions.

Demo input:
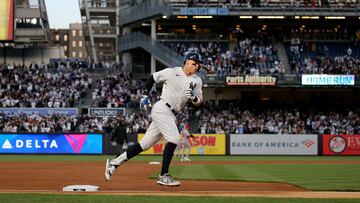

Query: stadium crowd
[1,33,359,134]
[196,100,359,135]
[0,63,92,108]
[0,112,148,134]
[1,101,359,135]
[165,36,285,78]
[289,37,360,74]
[91,73,143,108]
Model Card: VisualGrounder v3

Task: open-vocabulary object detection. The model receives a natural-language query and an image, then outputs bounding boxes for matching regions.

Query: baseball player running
[105,52,204,186]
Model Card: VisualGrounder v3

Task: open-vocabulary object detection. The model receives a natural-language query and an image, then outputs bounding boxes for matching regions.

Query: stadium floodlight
[177,16,188,19]
[301,16,319,19]
[325,16,345,19]
[162,16,167,19]
[258,16,285,19]
[239,16,252,19]
[193,16,213,19]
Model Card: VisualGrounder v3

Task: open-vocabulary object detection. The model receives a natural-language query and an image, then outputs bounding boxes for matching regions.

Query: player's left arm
[191,78,203,107]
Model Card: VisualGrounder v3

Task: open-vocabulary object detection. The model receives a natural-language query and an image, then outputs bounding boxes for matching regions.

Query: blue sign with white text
[301,74,355,85]
[0,133,102,154]
[0,108,78,116]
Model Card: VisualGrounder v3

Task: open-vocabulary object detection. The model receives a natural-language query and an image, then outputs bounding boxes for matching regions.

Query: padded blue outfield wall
[0,133,102,154]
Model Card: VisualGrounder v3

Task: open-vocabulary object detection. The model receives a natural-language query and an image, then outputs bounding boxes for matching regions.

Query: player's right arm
[143,68,171,94]
[140,68,172,110]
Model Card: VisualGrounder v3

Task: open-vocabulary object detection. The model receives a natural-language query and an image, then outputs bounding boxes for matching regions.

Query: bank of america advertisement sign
[0,133,102,154]
[230,134,318,155]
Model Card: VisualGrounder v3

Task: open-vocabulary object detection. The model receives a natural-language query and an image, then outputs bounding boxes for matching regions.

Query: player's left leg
[157,141,179,186]
[152,110,181,186]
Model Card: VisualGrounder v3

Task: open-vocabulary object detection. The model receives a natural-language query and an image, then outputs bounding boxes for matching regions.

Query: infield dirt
[0,160,359,198]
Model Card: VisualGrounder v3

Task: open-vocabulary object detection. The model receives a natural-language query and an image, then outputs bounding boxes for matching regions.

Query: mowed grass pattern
[170,163,360,191]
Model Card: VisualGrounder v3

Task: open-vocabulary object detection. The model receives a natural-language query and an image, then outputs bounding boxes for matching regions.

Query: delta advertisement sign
[0,133,102,154]
[230,134,318,155]
[323,134,360,155]
[138,134,226,155]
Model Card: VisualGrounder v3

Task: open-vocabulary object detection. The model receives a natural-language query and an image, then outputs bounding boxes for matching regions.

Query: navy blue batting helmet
[183,52,203,64]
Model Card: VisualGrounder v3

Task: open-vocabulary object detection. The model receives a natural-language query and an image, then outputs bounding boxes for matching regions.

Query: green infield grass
[169,162,360,191]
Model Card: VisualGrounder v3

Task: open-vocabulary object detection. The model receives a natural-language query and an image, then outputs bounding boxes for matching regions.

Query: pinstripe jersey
[138,67,203,149]
[153,67,203,112]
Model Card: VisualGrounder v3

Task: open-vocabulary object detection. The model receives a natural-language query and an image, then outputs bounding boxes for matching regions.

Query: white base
[62,185,99,192]
[149,161,161,165]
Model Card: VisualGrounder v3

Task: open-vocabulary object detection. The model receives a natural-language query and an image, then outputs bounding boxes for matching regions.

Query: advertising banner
[88,108,125,117]
[0,108,78,116]
[323,134,360,155]
[301,74,355,85]
[230,134,318,155]
[139,134,226,155]
[0,133,102,154]
[225,75,277,86]
[0,0,14,41]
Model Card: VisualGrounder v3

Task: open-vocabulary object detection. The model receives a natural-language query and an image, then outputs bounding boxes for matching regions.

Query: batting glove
[140,95,151,111]
[185,88,196,101]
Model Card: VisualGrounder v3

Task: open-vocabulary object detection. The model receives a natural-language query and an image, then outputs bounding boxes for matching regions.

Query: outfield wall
[1,133,359,155]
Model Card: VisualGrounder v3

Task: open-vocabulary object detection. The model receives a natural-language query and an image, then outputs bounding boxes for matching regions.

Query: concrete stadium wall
[203,87,242,102]
[0,47,65,66]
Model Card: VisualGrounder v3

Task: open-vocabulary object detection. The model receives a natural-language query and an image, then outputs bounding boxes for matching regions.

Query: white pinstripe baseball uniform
[139,67,203,150]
